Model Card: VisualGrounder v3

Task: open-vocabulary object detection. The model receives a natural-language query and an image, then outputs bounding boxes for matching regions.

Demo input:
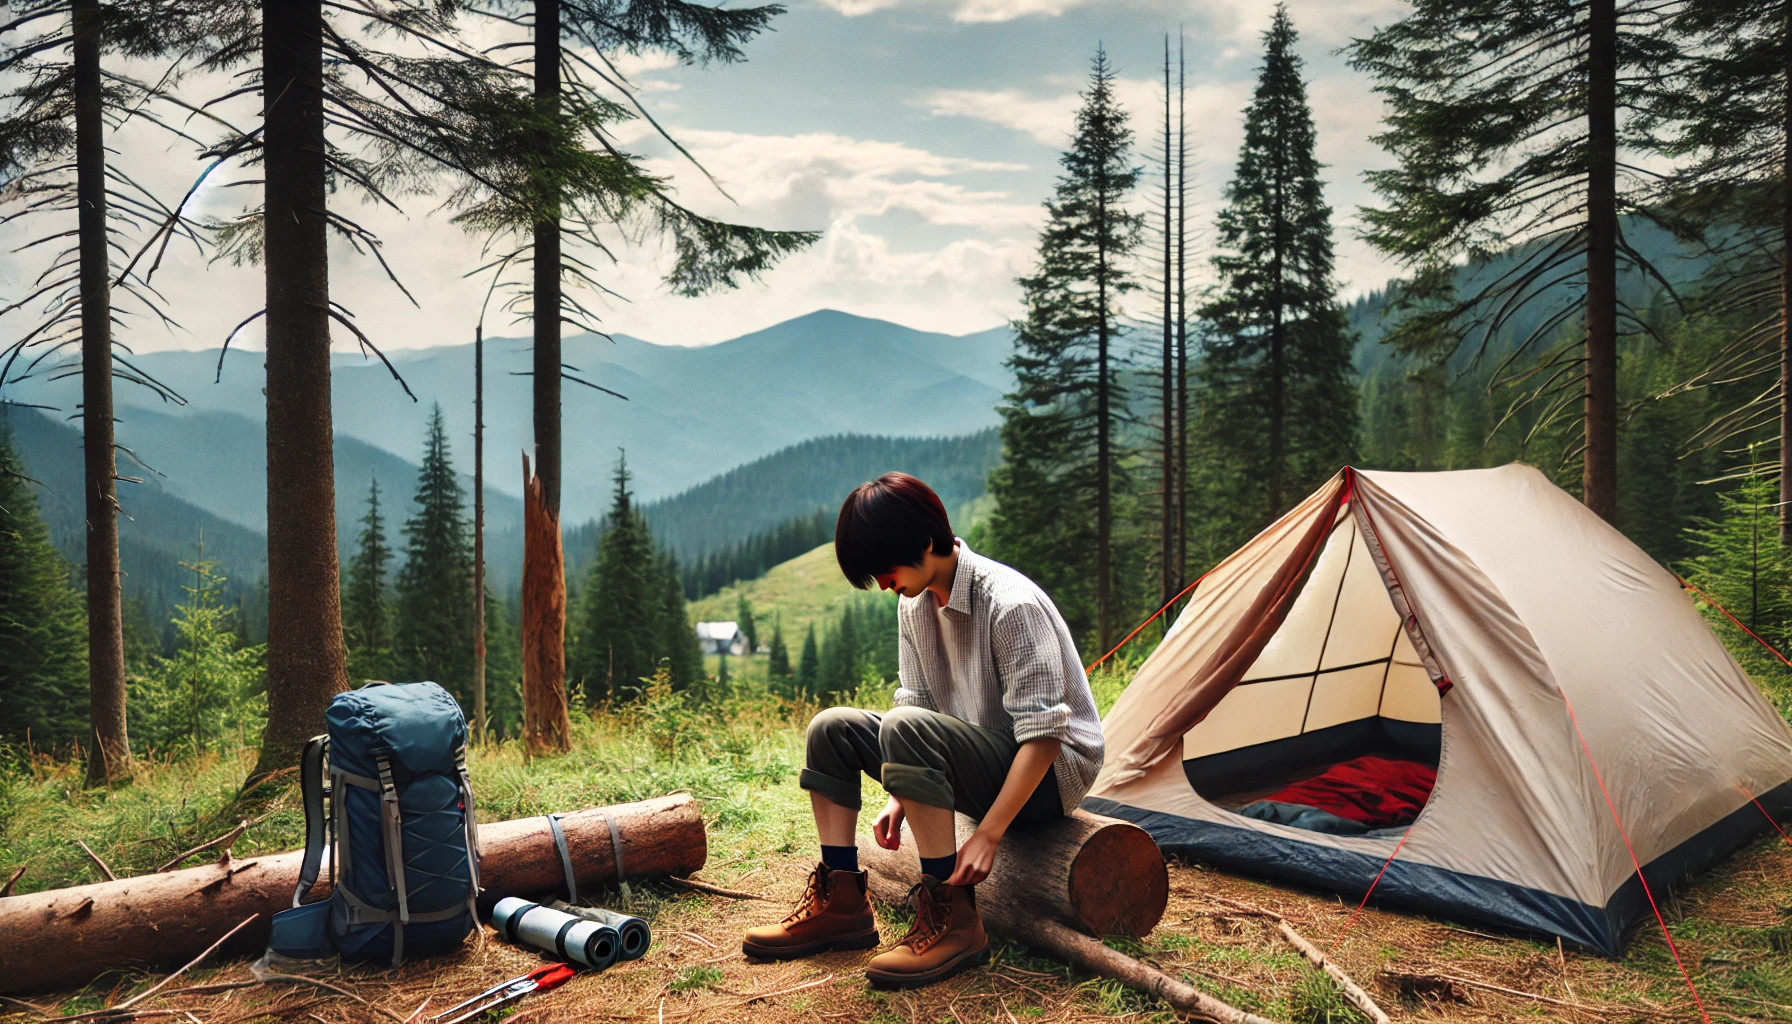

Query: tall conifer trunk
[1159,39,1175,608]
[523,0,570,752]
[1097,187,1112,653]
[1584,0,1619,522]
[252,0,348,783]
[74,0,127,785]
[473,324,486,738]
[1268,149,1286,517]
[1781,3,1791,544]
[1174,38,1187,591]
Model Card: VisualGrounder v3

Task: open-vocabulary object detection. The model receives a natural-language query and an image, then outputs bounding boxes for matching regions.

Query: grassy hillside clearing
[688,542,871,642]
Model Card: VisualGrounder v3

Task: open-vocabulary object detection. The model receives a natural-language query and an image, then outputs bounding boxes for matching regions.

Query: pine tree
[1646,0,1792,541]
[767,617,791,685]
[0,2,215,783]
[129,550,265,756]
[0,416,89,749]
[1682,467,1792,649]
[985,47,1142,649]
[655,552,703,688]
[575,455,656,701]
[736,594,758,653]
[796,623,820,698]
[1194,5,1356,546]
[449,0,816,751]
[1349,0,1680,522]
[394,406,475,707]
[572,455,701,700]
[481,590,525,737]
[342,478,395,682]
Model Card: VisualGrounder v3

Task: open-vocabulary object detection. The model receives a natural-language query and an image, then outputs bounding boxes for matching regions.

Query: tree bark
[522,0,569,742]
[859,814,1271,1024]
[522,455,570,752]
[1159,39,1176,609]
[1781,5,1791,545]
[473,324,486,738]
[1174,37,1188,593]
[72,0,128,787]
[1584,0,1620,523]
[0,795,705,994]
[1097,158,1113,656]
[857,810,1167,940]
[250,0,347,784]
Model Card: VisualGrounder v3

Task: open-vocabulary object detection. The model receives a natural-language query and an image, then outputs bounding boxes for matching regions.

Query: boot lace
[782,864,830,926]
[893,881,950,953]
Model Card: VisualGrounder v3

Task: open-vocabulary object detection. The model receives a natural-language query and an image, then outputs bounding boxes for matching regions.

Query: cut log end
[1068,820,1167,938]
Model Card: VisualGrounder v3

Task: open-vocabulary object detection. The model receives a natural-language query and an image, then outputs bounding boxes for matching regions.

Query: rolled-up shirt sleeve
[992,601,1073,744]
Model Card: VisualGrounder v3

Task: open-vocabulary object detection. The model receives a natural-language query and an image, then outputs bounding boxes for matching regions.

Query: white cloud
[812,0,905,15]
[952,0,1084,23]
[642,129,1035,232]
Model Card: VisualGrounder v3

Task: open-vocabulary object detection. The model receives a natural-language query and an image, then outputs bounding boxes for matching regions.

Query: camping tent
[1084,464,1792,954]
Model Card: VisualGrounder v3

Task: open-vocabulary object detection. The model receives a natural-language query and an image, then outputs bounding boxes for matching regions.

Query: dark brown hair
[834,472,955,589]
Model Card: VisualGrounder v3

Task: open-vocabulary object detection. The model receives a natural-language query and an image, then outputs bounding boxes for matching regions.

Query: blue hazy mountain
[4,310,1014,525]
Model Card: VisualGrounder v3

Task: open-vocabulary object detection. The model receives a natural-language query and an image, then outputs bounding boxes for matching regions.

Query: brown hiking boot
[742,862,880,960]
[864,876,990,989]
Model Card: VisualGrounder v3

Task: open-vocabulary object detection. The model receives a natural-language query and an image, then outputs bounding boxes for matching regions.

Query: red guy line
[1559,685,1711,1024]
[1084,571,1209,674]
[1325,822,1413,957]
[1738,784,1792,850]
[1677,573,1792,671]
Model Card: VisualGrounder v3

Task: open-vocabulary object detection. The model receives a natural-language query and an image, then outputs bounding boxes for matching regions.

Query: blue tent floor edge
[1083,782,1792,958]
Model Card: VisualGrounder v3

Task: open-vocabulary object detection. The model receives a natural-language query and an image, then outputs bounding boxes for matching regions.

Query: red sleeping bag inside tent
[1261,755,1436,829]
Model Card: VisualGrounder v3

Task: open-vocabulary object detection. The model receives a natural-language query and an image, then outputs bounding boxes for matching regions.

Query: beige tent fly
[1082,465,1792,953]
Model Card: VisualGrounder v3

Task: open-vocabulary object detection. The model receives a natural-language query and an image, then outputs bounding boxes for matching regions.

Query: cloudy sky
[7,0,1412,355]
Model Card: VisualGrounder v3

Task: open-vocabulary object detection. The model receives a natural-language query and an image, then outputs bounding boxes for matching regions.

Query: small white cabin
[695,621,748,657]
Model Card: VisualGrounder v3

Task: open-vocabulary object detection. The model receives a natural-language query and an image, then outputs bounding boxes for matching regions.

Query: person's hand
[872,797,905,850]
[945,827,1002,886]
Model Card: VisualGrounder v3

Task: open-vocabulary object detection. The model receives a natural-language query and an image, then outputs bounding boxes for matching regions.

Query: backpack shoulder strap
[292,735,329,907]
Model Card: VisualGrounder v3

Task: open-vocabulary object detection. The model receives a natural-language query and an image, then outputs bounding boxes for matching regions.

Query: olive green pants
[799,705,1062,823]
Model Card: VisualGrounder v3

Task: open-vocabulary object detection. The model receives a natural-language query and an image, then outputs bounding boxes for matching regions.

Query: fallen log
[859,808,1166,938]
[0,793,704,994]
[860,814,1273,1024]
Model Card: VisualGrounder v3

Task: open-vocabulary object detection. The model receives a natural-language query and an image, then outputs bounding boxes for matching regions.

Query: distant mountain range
[3,309,1014,525]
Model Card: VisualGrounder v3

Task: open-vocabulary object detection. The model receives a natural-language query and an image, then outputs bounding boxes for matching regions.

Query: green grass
[0,685,815,896]
[668,965,725,993]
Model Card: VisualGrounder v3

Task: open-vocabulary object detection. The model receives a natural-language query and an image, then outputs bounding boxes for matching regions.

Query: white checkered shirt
[893,540,1105,813]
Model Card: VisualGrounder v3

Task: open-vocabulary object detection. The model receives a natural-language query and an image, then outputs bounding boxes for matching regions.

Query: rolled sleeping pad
[490,897,620,970]
[548,900,651,961]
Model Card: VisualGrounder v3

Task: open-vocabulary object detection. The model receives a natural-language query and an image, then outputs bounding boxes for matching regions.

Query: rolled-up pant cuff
[880,763,954,810]
[799,767,862,811]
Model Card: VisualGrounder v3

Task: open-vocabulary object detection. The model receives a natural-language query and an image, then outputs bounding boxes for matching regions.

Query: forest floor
[5,685,1792,1023]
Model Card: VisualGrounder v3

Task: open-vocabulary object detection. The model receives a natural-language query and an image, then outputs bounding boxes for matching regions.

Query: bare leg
[896,797,957,860]
[812,791,859,848]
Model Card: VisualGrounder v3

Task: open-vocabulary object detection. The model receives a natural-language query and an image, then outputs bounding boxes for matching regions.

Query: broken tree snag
[520,453,571,754]
[860,828,1270,1024]
[861,809,1166,938]
[0,794,704,994]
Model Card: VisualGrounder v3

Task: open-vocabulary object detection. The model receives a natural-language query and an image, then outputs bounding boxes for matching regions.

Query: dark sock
[919,852,957,881]
[820,844,859,873]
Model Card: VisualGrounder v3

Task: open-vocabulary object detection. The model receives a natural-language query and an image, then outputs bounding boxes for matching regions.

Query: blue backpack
[268,681,481,965]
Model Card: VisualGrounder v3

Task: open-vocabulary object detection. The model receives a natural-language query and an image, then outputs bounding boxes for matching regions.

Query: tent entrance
[1180,509,1443,836]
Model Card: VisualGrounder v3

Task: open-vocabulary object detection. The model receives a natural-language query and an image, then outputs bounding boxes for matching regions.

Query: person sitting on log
[742,472,1105,989]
